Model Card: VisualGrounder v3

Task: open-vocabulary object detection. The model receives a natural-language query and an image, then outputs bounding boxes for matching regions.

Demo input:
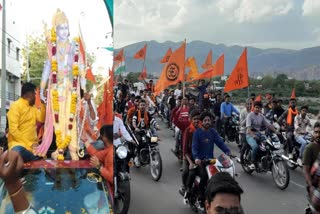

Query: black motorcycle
[222,113,240,144]
[130,128,163,181]
[238,131,290,190]
[114,140,131,214]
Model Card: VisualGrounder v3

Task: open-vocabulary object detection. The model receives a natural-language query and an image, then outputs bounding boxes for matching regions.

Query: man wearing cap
[294,105,312,165]
[278,94,298,159]
[220,94,239,140]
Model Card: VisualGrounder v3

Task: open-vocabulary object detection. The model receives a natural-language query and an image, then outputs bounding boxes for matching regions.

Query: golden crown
[52,9,69,29]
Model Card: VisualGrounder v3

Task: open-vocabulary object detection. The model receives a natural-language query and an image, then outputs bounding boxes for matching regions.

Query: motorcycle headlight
[151,136,158,143]
[116,145,128,159]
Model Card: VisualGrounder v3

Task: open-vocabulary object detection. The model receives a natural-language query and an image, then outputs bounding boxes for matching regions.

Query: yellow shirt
[7,98,46,151]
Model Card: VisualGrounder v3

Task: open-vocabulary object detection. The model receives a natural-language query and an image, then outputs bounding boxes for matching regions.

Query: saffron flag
[114,49,124,62]
[154,41,186,95]
[160,48,172,63]
[186,57,199,82]
[212,54,224,76]
[86,64,96,83]
[134,44,147,60]
[202,50,213,70]
[290,88,296,99]
[97,69,114,128]
[224,48,249,92]
[138,66,147,80]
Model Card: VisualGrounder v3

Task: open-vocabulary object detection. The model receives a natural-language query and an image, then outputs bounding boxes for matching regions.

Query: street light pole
[0,0,7,132]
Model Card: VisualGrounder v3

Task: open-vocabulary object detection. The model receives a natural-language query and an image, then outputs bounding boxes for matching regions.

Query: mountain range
[115,40,320,80]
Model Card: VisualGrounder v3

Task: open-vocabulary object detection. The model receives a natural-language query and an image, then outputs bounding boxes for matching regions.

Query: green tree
[126,72,141,83]
[21,35,47,86]
[261,75,273,89]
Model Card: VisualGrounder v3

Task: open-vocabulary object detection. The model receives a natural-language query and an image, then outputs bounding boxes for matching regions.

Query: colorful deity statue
[36,9,86,160]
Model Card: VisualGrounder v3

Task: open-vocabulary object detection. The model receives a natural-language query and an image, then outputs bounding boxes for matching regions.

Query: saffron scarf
[138,110,149,126]
[287,107,298,126]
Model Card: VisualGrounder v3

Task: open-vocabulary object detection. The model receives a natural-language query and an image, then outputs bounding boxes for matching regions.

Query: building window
[16,48,20,61]
[7,38,12,54]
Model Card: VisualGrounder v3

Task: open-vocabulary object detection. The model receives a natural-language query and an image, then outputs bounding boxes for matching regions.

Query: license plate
[274,149,284,155]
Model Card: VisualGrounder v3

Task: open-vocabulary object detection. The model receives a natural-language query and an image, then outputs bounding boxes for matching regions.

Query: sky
[11,0,113,76]
[114,0,320,49]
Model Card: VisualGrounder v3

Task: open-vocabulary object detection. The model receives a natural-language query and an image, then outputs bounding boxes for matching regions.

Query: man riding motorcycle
[277,97,298,159]
[294,105,312,165]
[132,100,160,166]
[220,94,239,140]
[246,101,281,169]
[189,111,232,210]
[179,109,201,199]
[303,122,320,212]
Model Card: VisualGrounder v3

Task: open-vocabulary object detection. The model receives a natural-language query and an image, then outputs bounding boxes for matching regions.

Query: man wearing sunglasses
[205,172,244,214]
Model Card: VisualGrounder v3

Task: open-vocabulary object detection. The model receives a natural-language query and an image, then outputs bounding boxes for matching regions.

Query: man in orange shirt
[85,125,114,189]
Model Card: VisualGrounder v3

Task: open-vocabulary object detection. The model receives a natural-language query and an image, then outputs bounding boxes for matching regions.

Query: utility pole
[0,0,7,132]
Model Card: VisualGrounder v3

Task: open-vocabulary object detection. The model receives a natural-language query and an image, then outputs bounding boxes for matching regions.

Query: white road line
[290,180,305,189]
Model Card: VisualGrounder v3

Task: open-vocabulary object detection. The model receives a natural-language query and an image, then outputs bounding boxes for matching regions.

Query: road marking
[290,180,305,189]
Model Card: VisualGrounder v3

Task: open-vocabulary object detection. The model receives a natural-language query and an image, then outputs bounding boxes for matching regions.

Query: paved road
[128,120,307,214]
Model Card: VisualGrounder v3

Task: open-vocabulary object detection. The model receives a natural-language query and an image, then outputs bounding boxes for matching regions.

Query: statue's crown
[52,9,69,29]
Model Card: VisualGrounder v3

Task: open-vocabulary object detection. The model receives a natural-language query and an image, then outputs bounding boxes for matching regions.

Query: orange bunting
[224,48,249,92]
[134,44,147,60]
[160,48,172,63]
[154,41,186,95]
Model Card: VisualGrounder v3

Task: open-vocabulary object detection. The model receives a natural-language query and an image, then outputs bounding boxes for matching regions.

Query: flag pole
[183,39,187,98]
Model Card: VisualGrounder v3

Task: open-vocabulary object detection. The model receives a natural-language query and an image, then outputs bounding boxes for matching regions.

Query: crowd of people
[1,75,320,213]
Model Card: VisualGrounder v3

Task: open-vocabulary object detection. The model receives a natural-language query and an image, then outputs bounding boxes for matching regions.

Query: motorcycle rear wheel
[150,151,163,181]
[271,160,290,190]
[115,179,131,214]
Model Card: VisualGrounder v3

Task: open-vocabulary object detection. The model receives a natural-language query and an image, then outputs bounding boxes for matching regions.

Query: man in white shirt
[114,114,134,147]
[294,105,312,163]
[174,82,183,99]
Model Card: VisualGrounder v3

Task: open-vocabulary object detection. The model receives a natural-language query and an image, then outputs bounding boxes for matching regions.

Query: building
[0,3,22,111]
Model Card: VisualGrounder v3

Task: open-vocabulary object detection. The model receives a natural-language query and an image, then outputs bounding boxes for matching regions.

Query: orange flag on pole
[186,57,199,82]
[97,69,114,129]
[224,48,249,92]
[114,49,124,62]
[86,64,96,83]
[154,41,186,95]
[290,88,296,99]
[202,50,213,70]
[134,44,147,60]
[35,87,41,109]
[212,54,224,76]
[138,66,147,80]
[160,48,172,63]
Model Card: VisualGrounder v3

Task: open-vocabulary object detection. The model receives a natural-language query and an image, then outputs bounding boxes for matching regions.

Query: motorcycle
[130,127,163,181]
[114,140,131,214]
[182,154,236,213]
[283,132,312,170]
[222,113,240,144]
[238,131,290,190]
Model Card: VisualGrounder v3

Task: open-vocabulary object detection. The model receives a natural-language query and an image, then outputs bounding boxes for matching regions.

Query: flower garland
[50,28,80,160]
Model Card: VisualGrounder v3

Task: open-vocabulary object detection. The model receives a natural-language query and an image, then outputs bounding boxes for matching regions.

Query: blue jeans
[246,135,259,162]
[11,146,41,162]
[295,134,308,158]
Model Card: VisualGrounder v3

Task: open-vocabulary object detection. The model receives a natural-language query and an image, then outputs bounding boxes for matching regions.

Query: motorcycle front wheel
[271,160,290,190]
[240,144,254,174]
[150,151,163,181]
[284,145,298,170]
[115,179,131,214]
